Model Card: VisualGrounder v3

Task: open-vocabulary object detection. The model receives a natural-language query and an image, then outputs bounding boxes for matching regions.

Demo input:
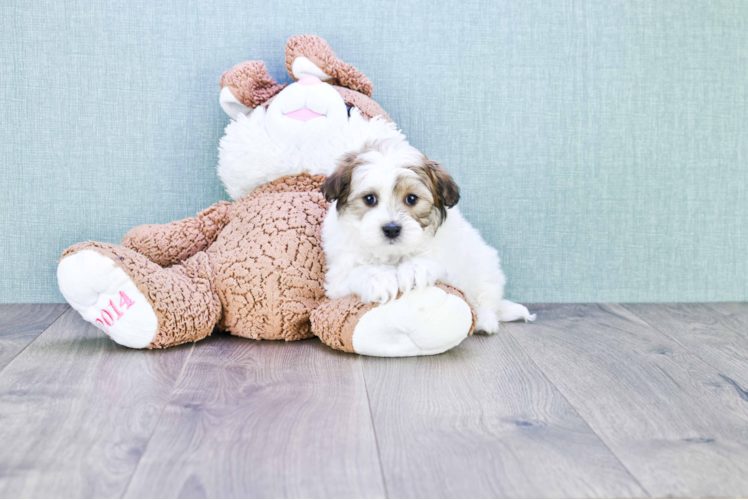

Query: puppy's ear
[424,159,460,209]
[322,152,359,209]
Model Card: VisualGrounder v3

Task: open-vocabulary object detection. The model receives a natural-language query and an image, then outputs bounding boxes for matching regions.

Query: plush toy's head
[217,35,404,200]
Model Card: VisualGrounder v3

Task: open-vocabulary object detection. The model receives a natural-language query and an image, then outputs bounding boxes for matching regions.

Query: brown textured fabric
[285,35,374,97]
[61,242,222,349]
[248,174,327,198]
[122,201,233,267]
[219,60,287,109]
[207,175,329,341]
[311,296,377,353]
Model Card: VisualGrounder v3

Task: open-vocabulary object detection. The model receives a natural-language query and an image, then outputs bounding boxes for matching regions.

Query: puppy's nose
[299,75,322,86]
[382,223,402,239]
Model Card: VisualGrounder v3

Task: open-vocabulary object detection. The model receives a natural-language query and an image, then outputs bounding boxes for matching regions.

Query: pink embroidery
[94,291,136,332]
[110,300,123,319]
[119,291,135,309]
[101,309,114,326]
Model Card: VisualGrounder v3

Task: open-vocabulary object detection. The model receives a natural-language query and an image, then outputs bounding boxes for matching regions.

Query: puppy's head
[322,138,459,260]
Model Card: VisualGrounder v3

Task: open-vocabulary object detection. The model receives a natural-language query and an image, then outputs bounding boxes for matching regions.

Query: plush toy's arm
[121,201,233,267]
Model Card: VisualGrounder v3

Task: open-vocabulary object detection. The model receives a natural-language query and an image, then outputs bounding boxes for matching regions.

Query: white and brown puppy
[321,137,534,333]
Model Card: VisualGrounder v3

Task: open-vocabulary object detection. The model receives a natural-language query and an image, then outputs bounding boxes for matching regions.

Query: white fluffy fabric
[218,107,403,200]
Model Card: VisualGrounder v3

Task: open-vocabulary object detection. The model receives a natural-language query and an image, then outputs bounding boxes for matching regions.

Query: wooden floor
[1,304,747,498]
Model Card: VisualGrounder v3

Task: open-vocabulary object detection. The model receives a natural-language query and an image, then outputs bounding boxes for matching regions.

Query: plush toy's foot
[58,250,158,348]
[311,283,475,357]
[352,287,473,356]
[58,242,222,349]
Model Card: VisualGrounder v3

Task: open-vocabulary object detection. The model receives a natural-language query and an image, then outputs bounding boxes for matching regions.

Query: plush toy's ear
[291,56,334,82]
[333,86,391,122]
[219,61,285,119]
[219,87,251,120]
[285,35,374,97]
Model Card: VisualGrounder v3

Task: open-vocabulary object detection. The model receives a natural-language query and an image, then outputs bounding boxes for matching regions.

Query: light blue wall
[1,0,746,303]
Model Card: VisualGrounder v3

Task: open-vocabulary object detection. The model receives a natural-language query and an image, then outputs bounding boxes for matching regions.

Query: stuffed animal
[57,35,476,357]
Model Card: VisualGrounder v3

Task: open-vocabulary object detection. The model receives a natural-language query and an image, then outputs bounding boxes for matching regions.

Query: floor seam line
[0,304,70,377]
[120,342,196,498]
[501,319,652,497]
[360,359,390,499]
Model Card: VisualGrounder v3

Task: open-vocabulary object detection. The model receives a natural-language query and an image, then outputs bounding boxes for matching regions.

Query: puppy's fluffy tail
[497,300,536,322]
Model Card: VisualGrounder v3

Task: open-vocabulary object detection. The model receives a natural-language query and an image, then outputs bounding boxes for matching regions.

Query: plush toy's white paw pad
[57,250,158,348]
[351,286,472,357]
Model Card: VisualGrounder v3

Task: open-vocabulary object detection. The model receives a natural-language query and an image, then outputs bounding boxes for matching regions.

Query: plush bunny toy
[57,35,476,356]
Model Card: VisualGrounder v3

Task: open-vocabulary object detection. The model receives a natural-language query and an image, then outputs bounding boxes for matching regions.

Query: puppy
[321,137,534,334]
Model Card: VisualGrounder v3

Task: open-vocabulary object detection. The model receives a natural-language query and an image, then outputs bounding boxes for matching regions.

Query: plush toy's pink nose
[298,74,322,86]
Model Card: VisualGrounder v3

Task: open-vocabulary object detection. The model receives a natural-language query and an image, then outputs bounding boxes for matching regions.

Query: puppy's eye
[363,194,378,206]
[405,194,418,206]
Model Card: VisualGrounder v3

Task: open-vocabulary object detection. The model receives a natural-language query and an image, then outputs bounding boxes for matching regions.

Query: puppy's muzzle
[382,222,402,240]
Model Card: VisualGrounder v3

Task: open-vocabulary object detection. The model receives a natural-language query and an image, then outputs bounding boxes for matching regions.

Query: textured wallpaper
[1,0,746,303]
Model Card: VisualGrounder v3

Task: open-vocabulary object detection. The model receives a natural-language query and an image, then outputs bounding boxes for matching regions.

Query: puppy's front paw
[475,307,500,335]
[349,265,399,304]
[396,258,445,293]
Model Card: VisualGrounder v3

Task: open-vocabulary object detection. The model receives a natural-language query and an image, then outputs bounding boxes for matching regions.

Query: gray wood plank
[0,304,68,371]
[705,303,748,333]
[622,303,748,388]
[0,309,192,498]
[361,328,647,498]
[504,303,748,498]
[124,336,385,499]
